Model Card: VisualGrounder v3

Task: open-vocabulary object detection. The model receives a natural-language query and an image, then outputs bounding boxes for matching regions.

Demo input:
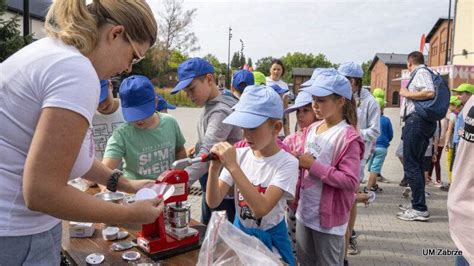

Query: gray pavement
[167,107,457,266]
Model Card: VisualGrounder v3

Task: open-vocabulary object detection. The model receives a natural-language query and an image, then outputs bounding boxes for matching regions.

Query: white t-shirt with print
[0,37,99,236]
[296,120,349,236]
[92,105,125,160]
[219,147,298,230]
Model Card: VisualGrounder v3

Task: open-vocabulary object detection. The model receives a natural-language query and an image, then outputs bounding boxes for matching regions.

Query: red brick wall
[428,20,454,67]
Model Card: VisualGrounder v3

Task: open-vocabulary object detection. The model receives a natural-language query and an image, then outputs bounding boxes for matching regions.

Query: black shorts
[423,156,432,172]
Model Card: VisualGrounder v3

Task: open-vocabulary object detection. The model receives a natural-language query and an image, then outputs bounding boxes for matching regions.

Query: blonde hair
[45,0,157,55]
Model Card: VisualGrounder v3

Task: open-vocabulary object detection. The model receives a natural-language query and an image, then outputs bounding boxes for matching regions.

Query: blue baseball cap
[338,62,363,78]
[232,70,255,92]
[285,91,313,113]
[119,75,156,122]
[270,84,289,94]
[223,85,283,128]
[302,68,352,100]
[300,68,324,88]
[156,94,176,112]
[171,58,215,94]
[99,80,110,103]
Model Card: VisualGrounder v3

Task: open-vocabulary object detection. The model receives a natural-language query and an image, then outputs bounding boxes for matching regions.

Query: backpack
[406,66,450,122]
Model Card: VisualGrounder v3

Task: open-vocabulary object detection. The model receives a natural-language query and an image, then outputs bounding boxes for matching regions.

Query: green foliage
[247,57,253,68]
[203,53,227,76]
[230,51,241,69]
[167,49,188,70]
[255,56,273,76]
[361,60,372,86]
[156,88,196,107]
[0,0,34,62]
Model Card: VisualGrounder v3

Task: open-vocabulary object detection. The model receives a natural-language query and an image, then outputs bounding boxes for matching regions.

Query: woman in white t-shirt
[0,1,162,264]
[266,59,291,138]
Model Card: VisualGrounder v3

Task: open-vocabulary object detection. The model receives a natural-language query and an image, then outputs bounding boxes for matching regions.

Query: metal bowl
[94,191,125,204]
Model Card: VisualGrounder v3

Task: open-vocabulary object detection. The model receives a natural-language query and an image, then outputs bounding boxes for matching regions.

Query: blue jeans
[455,255,469,266]
[402,114,436,212]
[0,222,62,265]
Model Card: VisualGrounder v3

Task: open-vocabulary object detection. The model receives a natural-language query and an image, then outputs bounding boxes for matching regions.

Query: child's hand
[431,154,437,163]
[210,142,238,170]
[298,153,315,169]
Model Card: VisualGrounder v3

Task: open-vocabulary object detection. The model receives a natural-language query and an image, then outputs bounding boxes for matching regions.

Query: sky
[147,0,452,66]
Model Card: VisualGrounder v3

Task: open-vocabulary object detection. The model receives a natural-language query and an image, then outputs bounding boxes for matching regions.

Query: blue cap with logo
[156,94,176,112]
[270,84,289,94]
[302,68,352,100]
[338,62,363,78]
[232,70,255,92]
[99,80,110,103]
[300,68,324,88]
[171,57,215,94]
[119,75,156,122]
[285,90,313,113]
[223,85,283,128]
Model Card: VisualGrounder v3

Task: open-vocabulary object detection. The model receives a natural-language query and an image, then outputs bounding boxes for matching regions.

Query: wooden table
[61,187,204,265]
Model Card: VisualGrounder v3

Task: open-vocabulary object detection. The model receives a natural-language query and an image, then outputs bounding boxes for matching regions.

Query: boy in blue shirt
[366,97,393,193]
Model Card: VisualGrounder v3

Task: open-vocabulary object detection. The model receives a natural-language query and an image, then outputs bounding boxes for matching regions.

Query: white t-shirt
[296,120,349,236]
[219,147,298,230]
[92,105,124,160]
[0,37,99,236]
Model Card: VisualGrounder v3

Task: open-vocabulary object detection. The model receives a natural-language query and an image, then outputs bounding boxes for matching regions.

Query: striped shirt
[404,65,435,117]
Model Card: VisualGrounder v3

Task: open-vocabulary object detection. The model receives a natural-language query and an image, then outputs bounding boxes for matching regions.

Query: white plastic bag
[197,211,283,266]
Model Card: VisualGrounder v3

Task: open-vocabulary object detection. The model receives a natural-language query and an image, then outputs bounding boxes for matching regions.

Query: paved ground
[167,107,457,266]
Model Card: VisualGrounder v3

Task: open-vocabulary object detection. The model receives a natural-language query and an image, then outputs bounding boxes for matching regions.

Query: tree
[239,54,246,68]
[167,49,188,70]
[203,53,226,76]
[0,0,33,62]
[281,52,335,82]
[255,56,273,76]
[361,60,372,86]
[157,0,199,54]
[230,51,241,69]
[247,57,253,68]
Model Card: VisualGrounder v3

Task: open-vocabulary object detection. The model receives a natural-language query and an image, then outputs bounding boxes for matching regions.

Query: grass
[155,87,197,107]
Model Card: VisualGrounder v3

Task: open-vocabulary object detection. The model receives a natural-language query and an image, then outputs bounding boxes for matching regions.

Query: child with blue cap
[102,75,186,181]
[295,68,364,266]
[338,62,380,257]
[172,57,242,225]
[230,69,254,98]
[206,85,298,266]
[282,90,319,254]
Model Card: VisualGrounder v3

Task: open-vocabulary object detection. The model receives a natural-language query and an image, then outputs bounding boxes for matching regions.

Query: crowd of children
[92,56,473,266]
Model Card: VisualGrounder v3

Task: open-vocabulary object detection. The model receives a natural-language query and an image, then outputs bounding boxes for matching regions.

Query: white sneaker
[397,203,412,216]
[397,209,430,221]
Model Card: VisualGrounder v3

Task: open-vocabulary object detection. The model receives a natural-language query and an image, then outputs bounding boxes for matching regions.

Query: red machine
[136,154,216,258]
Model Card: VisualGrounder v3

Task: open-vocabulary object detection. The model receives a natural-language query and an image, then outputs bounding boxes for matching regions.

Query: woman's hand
[210,142,238,170]
[298,153,315,169]
[127,197,164,224]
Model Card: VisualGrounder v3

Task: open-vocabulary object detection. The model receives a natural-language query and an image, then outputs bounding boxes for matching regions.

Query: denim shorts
[0,222,62,265]
[367,147,388,174]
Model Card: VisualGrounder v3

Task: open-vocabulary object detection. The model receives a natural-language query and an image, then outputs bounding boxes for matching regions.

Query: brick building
[426,17,454,67]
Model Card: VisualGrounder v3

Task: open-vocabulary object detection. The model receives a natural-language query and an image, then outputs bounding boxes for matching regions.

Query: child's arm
[299,141,361,192]
[444,120,455,150]
[212,142,285,218]
[175,145,186,160]
[206,158,231,209]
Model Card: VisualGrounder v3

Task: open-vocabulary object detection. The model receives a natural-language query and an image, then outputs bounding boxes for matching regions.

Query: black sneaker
[348,237,359,255]
[370,184,383,193]
[440,184,450,192]
[399,179,408,187]
[344,259,349,266]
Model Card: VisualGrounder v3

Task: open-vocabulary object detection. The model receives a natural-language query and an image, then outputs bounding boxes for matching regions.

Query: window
[441,42,446,52]
[432,46,438,56]
[392,91,399,105]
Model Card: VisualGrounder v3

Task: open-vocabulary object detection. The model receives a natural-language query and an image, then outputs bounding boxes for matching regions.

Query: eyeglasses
[105,18,145,65]
[124,32,145,65]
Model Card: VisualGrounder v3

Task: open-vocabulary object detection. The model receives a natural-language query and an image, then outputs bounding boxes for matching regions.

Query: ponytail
[45,0,157,55]
[343,97,358,128]
[45,0,99,55]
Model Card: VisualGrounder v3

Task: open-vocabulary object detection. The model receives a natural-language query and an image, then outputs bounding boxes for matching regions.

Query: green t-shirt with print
[104,112,186,180]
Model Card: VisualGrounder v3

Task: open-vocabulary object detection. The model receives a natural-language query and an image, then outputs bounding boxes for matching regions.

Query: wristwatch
[106,169,123,192]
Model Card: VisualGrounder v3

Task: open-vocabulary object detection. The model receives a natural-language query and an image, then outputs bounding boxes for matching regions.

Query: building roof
[292,68,314,77]
[6,0,52,21]
[425,17,453,43]
[368,53,428,71]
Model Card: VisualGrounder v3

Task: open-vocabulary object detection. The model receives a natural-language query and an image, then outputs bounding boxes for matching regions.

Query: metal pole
[445,0,452,64]
[23,0,30,36]
[227,27,232,88]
